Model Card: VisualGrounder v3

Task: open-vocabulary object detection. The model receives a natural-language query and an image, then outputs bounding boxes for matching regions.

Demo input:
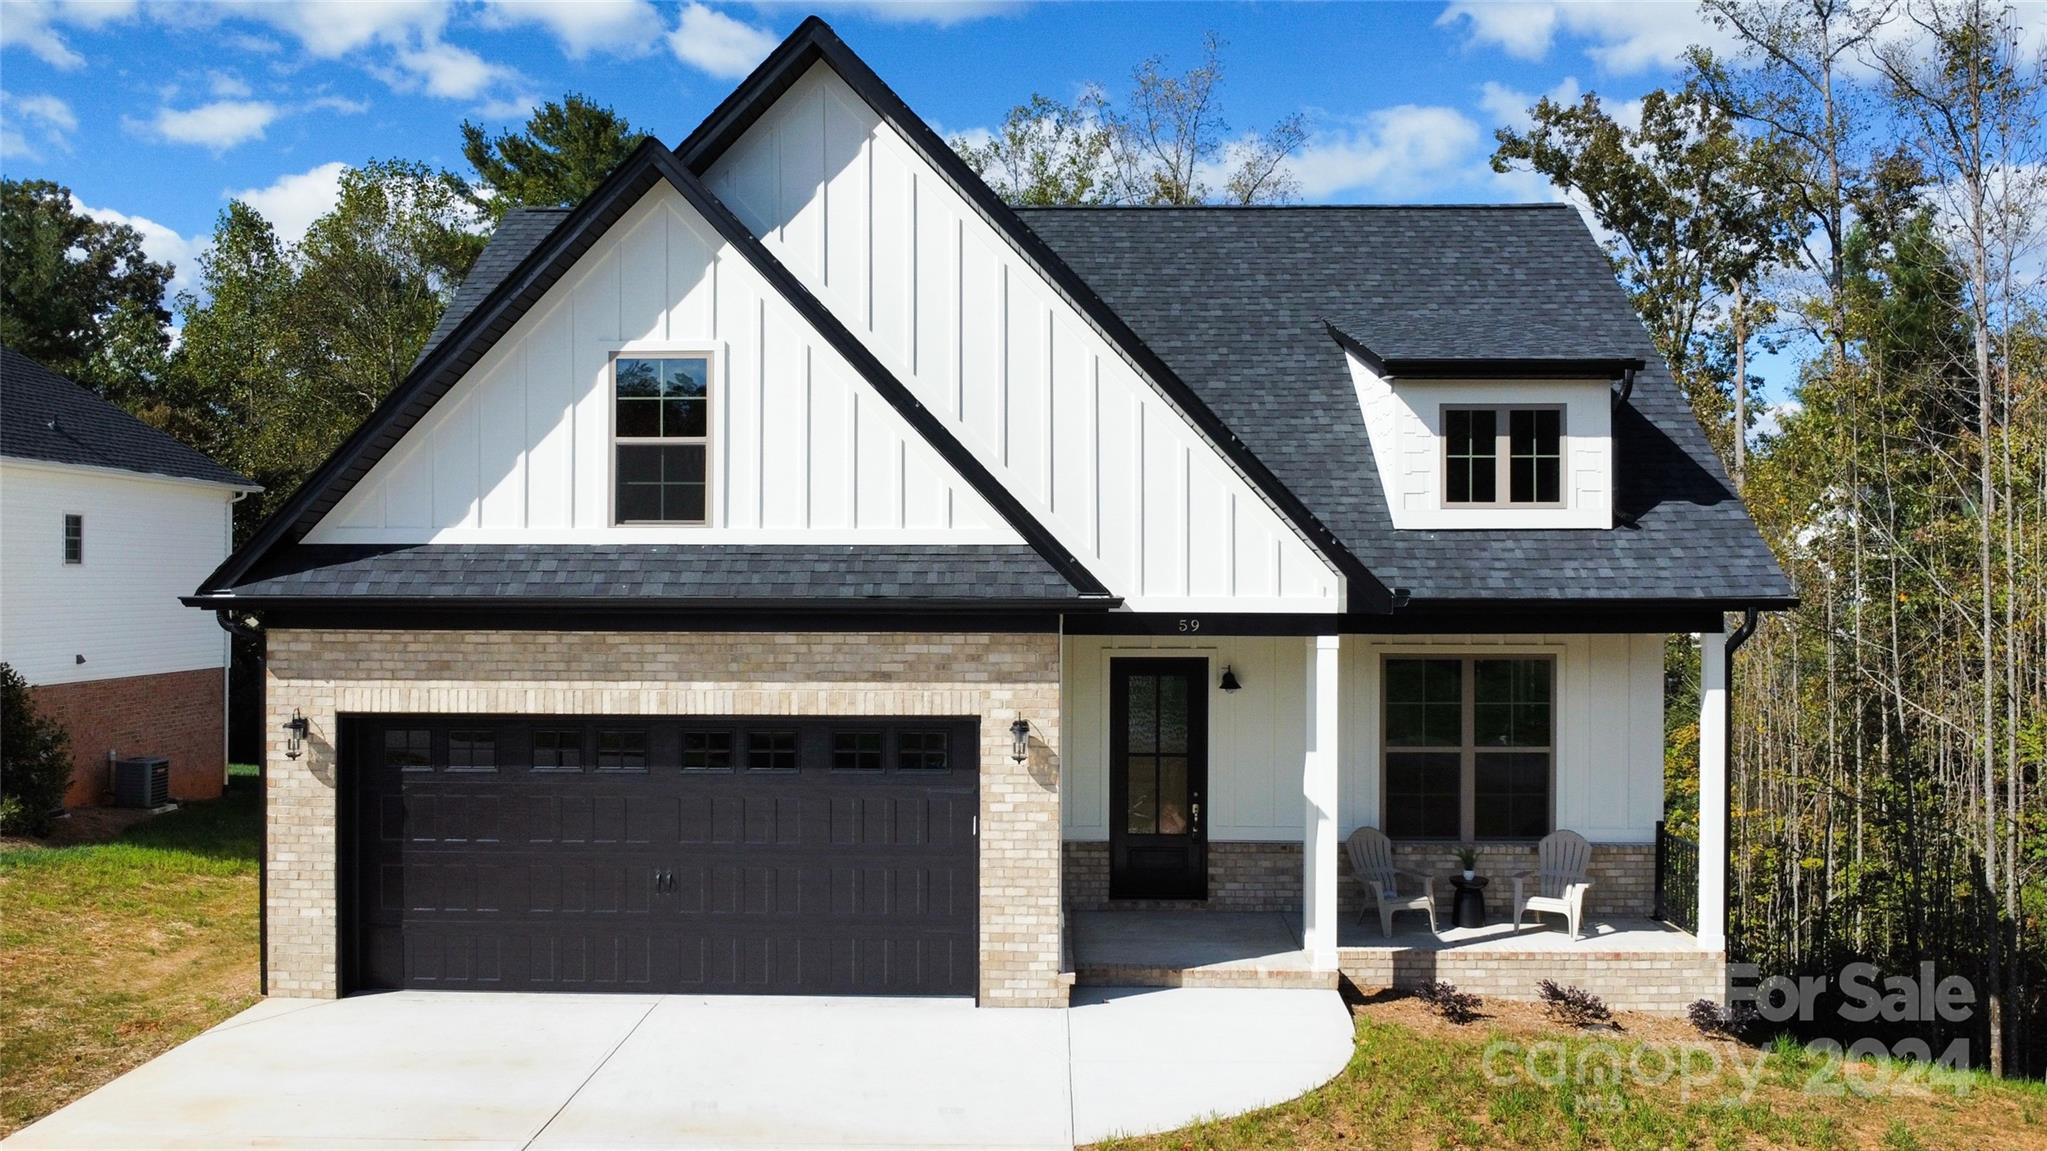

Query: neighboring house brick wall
[264,629,1064,1006]
[33,668,225,806]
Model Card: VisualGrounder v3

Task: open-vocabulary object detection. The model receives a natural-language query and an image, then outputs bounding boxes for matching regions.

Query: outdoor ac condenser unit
[112,756,170,809]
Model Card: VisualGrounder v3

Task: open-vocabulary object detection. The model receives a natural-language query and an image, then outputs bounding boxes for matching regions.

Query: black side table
[1449,875,1489,929]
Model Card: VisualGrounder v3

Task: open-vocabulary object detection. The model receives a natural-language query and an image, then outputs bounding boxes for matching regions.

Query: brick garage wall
[1063,840,1302,912]
[1064,840,1655,921]
[265,629,1064,1007]
[33,668,225,807]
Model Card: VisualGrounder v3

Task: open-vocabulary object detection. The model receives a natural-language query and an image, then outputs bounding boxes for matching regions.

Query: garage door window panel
[385,728,432,772]
[682,731,734,772]
[833,731,883,772]
[447,729,497,772]
[532,728,584,771]
[897,731,950,771]
[748,731,797,772]
[598,729,648,772]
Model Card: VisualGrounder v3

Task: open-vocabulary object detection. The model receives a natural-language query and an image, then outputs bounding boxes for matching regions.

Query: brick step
[1072,962,1340,990]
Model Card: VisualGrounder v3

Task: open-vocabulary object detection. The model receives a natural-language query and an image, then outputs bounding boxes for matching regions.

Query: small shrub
[1536,979,1612,1027]
[1686,997,1758,1039]
[1414,979,1483,1024]
[0,662,71,835]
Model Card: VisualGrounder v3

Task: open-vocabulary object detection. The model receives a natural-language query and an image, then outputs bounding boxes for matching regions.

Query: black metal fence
[1654,819,1699,934]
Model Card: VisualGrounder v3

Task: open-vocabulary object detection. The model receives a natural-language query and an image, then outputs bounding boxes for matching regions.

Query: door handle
[1191,801,1201,835]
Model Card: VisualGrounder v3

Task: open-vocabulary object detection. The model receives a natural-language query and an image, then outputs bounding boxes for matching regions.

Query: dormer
[1333,327,1640,531]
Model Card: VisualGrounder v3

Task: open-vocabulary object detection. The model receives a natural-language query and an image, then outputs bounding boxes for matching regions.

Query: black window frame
[831,730,884,772]
[612,353,712,526]
[1440,404,1567,509]
[896,730,951,771]
[596,727,650,772]
[1381,654,1555,841]
[746,729,798,772]
[531,727,585,772]
[681,729,735,772]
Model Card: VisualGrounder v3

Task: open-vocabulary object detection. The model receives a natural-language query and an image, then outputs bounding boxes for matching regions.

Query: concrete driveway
[4,987,1352,1150]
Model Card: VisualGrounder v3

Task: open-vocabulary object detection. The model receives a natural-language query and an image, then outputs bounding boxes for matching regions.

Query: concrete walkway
[4,988,1352,1150]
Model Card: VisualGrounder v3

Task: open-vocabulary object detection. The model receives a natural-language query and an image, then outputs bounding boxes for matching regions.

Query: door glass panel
[1126,675,1157,754]
[1157,674,1189,754]
[1125,757,1157,834]
[1157,756,1189,834]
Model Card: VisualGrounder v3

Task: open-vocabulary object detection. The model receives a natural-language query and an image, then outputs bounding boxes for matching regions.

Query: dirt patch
[0,805,160,851]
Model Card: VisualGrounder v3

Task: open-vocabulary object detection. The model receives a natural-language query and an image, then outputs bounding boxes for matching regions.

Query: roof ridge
[1012,202,1573,211]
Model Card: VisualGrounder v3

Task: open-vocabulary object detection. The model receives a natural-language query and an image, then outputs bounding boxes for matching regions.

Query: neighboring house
[2,346,258,806]
[188,19,1791,1011]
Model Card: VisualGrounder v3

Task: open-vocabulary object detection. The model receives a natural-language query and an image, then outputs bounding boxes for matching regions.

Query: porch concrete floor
[1338,914,1700,952]
[1071,910,1308,972]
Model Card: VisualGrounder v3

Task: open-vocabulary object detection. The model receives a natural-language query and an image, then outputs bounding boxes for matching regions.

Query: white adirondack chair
[1511,829,1594,940]
[1345,827,1439,938]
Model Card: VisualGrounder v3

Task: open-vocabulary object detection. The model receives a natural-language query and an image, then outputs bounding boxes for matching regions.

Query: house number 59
[1178,618,1201,633]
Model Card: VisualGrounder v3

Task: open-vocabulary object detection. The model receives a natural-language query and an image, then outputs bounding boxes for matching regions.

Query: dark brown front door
[1109,659,1208,899]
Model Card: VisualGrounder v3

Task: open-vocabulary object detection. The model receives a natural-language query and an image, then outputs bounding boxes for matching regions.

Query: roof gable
[200,140,1110,602]
[1,346,254,489]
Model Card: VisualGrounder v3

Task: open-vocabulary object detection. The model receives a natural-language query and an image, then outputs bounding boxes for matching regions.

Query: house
[2,347,258,806]
[186,18,1792,1011]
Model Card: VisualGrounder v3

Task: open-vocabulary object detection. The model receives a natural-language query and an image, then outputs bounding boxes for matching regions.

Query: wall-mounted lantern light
[1009,718,1030,763]
[284,709,310,760]
[1219,665,1242,693]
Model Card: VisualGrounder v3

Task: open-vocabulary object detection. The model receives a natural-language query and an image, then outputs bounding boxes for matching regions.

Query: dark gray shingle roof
[417,208,571,366]
[1018,205,1791,602]
[397,201,1791,606]
[1,346,254,488]
[225,543,1086,603]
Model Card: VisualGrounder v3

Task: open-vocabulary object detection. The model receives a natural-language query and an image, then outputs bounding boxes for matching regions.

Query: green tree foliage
[0,662,72,836]
[460,94,649,224]
[952,33,1304,206]
[1492,85,1798,462]
[166,161,484,531]
[0,178,173,405]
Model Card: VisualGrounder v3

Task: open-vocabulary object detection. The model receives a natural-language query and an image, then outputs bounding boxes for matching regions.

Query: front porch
[1068,910,1722,1013]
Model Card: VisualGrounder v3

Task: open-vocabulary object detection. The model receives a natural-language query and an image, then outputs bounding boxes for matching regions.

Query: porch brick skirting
[1064,839,1658,920]
[264,629,1064,1007]
[34,667,225,807]
[1338,950,1727,1014]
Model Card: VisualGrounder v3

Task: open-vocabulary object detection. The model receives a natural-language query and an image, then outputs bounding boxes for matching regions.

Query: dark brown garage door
[340,715,978,997]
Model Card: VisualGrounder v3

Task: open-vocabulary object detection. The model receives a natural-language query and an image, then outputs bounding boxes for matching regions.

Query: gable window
[1384,656,1553,840]
[1442,407,1563,507]
[614,355,710,525]
[62,514,82,564]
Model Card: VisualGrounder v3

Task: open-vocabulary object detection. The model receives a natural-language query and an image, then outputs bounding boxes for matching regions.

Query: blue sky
[0,1,1910,404]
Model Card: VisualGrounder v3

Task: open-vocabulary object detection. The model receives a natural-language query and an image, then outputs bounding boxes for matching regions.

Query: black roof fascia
[1322,323,1642,381]
[199,136,1113,603]
[188,597,1085,634]
[676,18,1392,616]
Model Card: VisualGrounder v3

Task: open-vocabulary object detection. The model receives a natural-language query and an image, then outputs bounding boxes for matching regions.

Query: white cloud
[207,70,254,99]
[70,195,205,299]
[389,38,518,99]
[1288,105,1485,200]
[1476,76,1581,132]
[148,99,281,150]
[471,92,545,121]
[0,0,138,70]
[230,161,349,247]
[669,3,778,79]
[815,1,1025,26]
[478,0,664,57]
[211,0,450,58]
[0,90,79,159]
[1438,1,1737,75]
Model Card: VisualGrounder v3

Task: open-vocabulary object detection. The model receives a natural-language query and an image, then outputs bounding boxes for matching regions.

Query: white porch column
[1303,634,1341,970]
[1697,628,1728,952]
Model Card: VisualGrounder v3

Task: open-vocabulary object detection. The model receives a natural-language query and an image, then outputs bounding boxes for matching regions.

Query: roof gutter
[1614,365,1638,410]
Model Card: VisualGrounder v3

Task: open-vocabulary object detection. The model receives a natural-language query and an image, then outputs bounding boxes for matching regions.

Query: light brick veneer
[1063,840,1302,912]
[264,629,1064,1007]
[1339,949,1727,1014]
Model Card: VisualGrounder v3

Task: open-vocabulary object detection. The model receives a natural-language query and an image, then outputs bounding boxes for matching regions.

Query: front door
[1109,659,1208,899]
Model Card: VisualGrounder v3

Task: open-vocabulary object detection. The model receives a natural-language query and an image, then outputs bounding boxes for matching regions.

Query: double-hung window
[1443,406,1564,506]
[614,355,710,524]
[1384,656,1554,840]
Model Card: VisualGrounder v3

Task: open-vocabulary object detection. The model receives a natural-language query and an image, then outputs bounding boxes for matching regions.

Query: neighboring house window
[62,514,82,564]
[1384,656,1553,840]
[1442,407,1564,506]
[614,355,710,524]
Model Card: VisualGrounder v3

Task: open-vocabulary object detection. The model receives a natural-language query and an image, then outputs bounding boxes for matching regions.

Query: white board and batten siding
[0,459,235,686]
[310,183,1014,547]
[1062,633,1665,844]
[1344,348,1615,531]
[704,62,1343,613]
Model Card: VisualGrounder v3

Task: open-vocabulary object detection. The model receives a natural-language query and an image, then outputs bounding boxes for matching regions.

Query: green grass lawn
[0,772,261,1136]
[1090,995,2047,1151]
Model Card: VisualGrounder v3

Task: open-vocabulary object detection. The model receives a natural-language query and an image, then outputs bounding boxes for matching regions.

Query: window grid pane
[682,731,733,771]
[533,729,582,771]
[1509,408,1562,504]
[748,731,796,771]
[832,731,883,771]
[597,729,648,771]
[897,731,949,771]
[1445,409,1497,504]
[615,355,710,525]
[62,514,82,564]
[384,729,431,771]
[1385,657,1552,840]
[447,729,496,771]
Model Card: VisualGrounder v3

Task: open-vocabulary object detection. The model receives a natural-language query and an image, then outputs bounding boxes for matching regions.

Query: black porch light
[1009,718,1030,763]
[1219,665,1243,693]
[284,709,310,760]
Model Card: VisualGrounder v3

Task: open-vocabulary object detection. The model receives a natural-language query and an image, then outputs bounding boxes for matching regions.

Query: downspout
[213,608,266,996]
[1721,606,1760,958]
[1613,367,1638,410]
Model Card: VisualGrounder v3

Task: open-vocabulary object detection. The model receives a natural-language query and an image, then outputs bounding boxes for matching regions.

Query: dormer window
[1443,406,1563,507]
[614,355,710,525]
